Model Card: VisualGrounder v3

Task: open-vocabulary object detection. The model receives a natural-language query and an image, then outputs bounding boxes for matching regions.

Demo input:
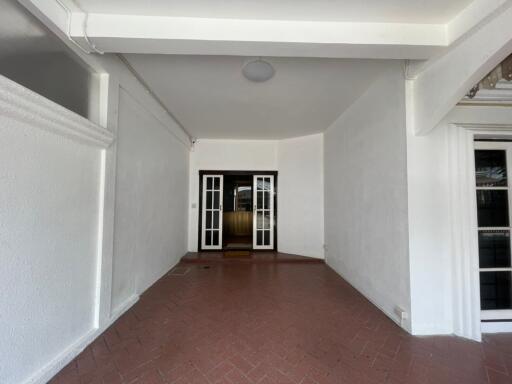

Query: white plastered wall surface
[323,62,412,331]
[188,134,325,259]
[407,104,512,337]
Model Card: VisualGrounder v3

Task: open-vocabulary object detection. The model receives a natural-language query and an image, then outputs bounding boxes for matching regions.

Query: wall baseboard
[22,294,139,384]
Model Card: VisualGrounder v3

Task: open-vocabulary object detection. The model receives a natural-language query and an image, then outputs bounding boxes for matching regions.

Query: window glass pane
[480,271,512,310]
[257,191,263,209]
[257,230,263,246]
[206,177,212,190]
[214,177,220,190]
[476,190,509,227]
[475,150,507,187]
[212,230,219,246]
[205,230,212,246]
[257,178,263,191]
[206,191,212,209]
[479,230,511,268]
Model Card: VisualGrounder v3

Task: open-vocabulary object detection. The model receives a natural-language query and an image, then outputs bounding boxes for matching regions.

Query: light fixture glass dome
[242,59,275,82]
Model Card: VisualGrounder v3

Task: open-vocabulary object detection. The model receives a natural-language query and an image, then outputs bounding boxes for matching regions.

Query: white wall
[188,135,324,258]
[277,134,324,258]
[324,62,411,331]
[407,104,512,336]
[111,88,189,311]
[0,94,101,384]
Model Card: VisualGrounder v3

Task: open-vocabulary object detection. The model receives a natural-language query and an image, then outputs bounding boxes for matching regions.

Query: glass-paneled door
[201,175,223,250]
[474,142,512,321]
[253,175,274,250]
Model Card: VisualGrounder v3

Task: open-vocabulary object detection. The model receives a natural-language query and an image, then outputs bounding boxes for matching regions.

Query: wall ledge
[0,74,114,148]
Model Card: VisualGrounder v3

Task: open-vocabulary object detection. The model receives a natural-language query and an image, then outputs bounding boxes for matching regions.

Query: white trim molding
[449,123,512,342]
[0,74,114,148]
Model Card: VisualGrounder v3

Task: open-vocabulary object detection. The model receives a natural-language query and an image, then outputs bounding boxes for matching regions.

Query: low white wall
[324,62,411,331]
[407,104,512,335]
[188,135,324,258]
[111,88,189,311]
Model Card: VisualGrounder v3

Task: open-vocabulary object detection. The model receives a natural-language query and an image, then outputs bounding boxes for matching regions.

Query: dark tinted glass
[206,191,212,209]
[206,177,212,189]
[214,177,220,190]
[480,271,512,310]
[476,190,509,227]
[479,230,511,268]
[257,231,262,246]
[475,150,507,187]
[205,230,212,246]
[213,211,219,229]
[212,230,219,245]
[206,211,212,229]
[213,191,220,209]
[263,230,270,246]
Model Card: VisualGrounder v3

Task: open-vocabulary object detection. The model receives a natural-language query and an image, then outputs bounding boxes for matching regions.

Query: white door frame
[253,175,275,250]
[201,174,223,250]
[449,123,512,341]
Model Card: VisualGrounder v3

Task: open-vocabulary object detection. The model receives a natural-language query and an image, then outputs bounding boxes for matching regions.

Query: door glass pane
[213,211,219,229]
[213,191,220,209]
[476,190,509,227]
[205,230,212,246]
[479,230,511,268]
[263,178,271,191]
[264,212,271,230]
[263,230,270,246]
[206,191,212,209]
[480,271,512,310]
[264,191,270,211]
[257,179,263,191]
[206,211,212,229]
[257,230,263,246]
[256,212,263,230]
[214,177,220,190]
[475,150,507,187]
[257,191,263,209]
[212,230,219,246]
[206,177,213,190]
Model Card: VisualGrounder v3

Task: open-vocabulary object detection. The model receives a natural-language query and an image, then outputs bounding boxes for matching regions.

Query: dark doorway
[223,175,253,250]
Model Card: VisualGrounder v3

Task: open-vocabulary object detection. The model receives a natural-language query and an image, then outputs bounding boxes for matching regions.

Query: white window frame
[474,141,512,322]
[449,123,512,341]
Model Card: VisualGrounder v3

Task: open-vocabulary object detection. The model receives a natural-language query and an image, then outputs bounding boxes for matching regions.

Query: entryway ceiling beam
[16,0,510,60]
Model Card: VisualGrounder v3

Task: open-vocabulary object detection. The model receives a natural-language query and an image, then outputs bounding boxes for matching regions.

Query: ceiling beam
[65,13,448,59]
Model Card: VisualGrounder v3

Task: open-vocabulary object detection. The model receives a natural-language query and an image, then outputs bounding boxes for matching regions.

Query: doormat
[224,243,252,250]
[168,266,190,276]
[223,251,252,258]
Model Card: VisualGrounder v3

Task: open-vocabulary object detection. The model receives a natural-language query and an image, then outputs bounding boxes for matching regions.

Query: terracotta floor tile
[50,257,512,384]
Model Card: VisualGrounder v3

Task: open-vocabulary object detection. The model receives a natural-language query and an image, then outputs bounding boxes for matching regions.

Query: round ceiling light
[242,59,275,82]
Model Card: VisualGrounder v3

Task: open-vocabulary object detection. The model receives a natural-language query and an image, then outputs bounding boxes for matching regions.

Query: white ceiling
[0,0,64,59]
[124,54,384,139]
[75,0,471,24]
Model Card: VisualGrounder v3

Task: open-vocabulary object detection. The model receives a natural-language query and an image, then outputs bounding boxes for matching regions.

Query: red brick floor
[50,261,512,384]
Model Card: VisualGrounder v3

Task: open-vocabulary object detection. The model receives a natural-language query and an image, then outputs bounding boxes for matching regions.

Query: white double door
[201,174,275,250]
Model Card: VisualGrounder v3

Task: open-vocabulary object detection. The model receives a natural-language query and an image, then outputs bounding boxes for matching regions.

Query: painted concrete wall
[277,134,324,258]
[188,135,324,258]
[324,62,411,331]
[0,113,100,384]
[111,88,189,311]
[408,104,512,335]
